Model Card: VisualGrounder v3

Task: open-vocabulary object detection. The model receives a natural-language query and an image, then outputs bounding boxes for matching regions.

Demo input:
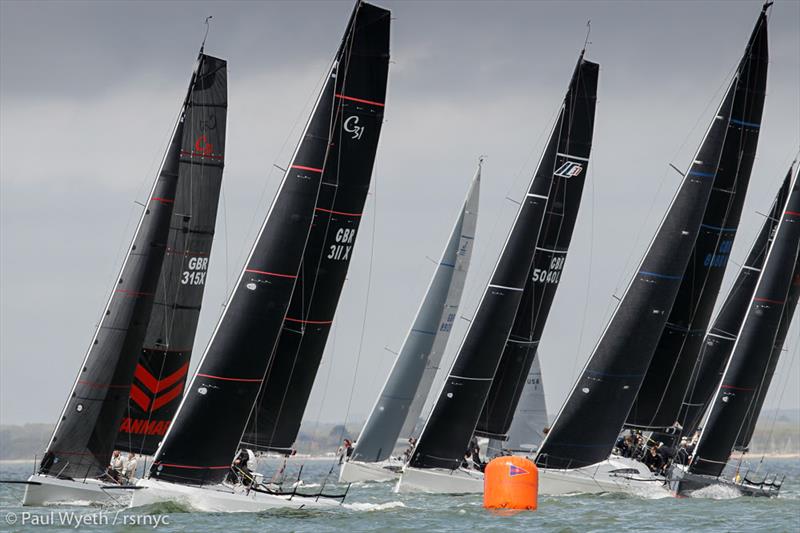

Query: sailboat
[669,162,800,497]
[397,50,599,494]
[22,50,228,507]
[673,168,792,445]
[339,162,480,484]
[532,3,770,497]
[129,1,390,512]
[625,5,769,436]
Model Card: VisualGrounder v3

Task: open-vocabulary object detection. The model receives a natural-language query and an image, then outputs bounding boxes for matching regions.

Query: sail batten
[409,54,598,471]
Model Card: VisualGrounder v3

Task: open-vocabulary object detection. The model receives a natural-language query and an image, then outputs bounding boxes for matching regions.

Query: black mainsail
[240,1,390,453]
[626,6,769,431]
[536,35,744,472]
[39,54,215,480]
[149,2,390,486]
[689,166,799,477]
[475,59,598,442]
[676,169,791,441]
[409,53,598,471]
[116,54,227,455]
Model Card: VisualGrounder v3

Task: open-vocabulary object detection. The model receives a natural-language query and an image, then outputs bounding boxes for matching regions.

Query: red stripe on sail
[151,197,174,204]
[754,297,785,305]
[245,269,297,279]
[130,384,150,411]
[335,93,385,107]
[151,383,184,411]
[291,165,324,173]
[315,207,363,217]
[721,385,756,392]
[197,373,263,383]
[284,317,333,325]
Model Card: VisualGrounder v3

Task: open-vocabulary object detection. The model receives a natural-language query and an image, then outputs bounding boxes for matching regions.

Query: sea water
[1,457,798,532]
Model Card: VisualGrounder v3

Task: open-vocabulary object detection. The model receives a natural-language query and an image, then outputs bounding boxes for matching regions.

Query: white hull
[22,474,132,506]
[395,466,484,494]
[395,457,669,497]
[339,460,401,483]
[129,478,341,512]
[538,457,669,497]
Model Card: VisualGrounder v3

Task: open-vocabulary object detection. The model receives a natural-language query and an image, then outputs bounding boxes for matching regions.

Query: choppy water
[2,457,799,532]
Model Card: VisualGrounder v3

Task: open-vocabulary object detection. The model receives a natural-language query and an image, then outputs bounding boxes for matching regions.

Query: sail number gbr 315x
[181,257,209,285]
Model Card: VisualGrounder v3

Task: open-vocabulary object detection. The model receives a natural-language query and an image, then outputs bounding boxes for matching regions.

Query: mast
[39,54,211,479]
[409,53,598,471]
[626,5,769,431]
[351,163,480,463]
[675,169,792,441]
[148,1,389,486]
[115,54,228,455]
[475,53,598,443]
[689,164,800,477]
[239,1,390,454]
[536,35,743,472]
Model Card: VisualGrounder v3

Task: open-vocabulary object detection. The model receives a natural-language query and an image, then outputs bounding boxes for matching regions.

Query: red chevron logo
[129,362,189,412]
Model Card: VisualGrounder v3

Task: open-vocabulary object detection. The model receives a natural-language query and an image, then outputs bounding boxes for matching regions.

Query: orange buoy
[483,456,538,511]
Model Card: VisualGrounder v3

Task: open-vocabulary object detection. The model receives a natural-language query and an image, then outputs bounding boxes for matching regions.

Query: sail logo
[344,116,364,140]
[554,161,583,178]
[194,134,214,155]
[129,362,189,414]
[509,464,529,477]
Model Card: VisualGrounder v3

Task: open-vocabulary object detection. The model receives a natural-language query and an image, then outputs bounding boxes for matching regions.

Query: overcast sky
[1,0,798,431]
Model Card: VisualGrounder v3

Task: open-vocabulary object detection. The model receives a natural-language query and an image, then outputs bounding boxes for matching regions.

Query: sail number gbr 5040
[532,255,565,285]
[181,257,209,285]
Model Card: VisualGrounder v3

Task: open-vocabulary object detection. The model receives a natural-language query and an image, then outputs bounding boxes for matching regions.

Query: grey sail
[488,354,548,456]
[352,165,480,463]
